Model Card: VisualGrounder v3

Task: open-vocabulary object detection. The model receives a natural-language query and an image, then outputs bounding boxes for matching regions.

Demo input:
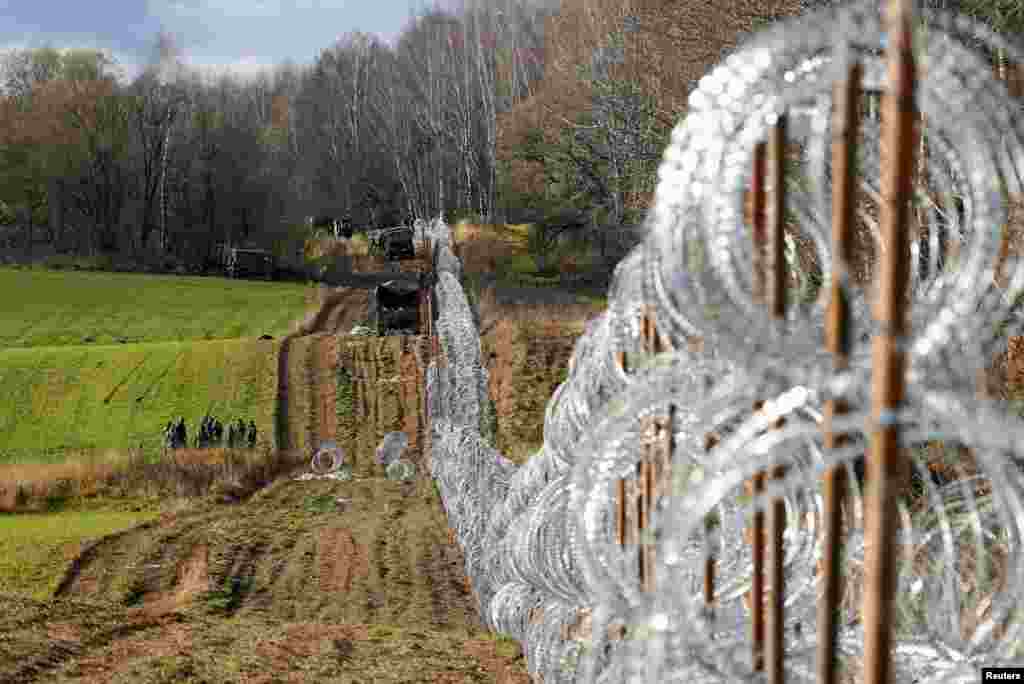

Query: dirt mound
[130,543,210,617]
[318,527,369,593]
[255,622,370,665]
[337,336,429,475]
[73,621,194,683]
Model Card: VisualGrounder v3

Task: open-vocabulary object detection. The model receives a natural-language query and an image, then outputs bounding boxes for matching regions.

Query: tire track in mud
[245,530,302,616]
[337,328,491,632]
[56,514,211,600]
[214,541,267,617]
[53,520,162,598]
[3,636,84,683]
[339,335,428,474]
[275,287,369,456]
[317,527,369,593]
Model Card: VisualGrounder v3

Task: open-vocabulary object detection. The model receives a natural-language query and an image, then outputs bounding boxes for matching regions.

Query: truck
[373,279,421,336]
[369,226,415,261]
[225,248,276,280]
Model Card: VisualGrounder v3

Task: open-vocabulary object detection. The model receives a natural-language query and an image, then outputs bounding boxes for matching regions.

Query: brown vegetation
[478,283,602,460]
[499,0,810,207]
[452,225,521,275]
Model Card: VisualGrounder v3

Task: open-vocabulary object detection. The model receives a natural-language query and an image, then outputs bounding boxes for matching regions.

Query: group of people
[163,415,258,450]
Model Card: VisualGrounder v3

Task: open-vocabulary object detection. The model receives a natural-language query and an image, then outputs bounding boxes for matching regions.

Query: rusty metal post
[639,305,674,594]
[767,463,786,684]
[704,431,720,619]
[766,115,788,684]
[752,143,769,303]
[863,2,916,683]
[638,307,654,590]
[616,479,627,547]
[640,456,653,591]
[768,119,788,322]
[818,60,862,684]
[748,469,766,672]
[747,139,769,672]
[615,350,628,549]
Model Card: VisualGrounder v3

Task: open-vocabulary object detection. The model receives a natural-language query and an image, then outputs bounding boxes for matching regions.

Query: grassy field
[0,499,162,599]
[0,338,279,465]
[0,267,314,348]
[0,267,320,511]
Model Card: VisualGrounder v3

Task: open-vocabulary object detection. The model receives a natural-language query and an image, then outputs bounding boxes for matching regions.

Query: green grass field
[0,267,309,468]
[0,338,279,464]
[0,267,313,348]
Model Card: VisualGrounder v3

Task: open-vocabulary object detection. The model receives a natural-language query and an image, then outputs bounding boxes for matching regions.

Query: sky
[0,0,459,83]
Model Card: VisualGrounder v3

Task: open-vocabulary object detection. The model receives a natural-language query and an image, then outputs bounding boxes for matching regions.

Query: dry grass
[342,251,429,275]
[452,222,529,276]
[0,445,307,512]
[304,236,370,260]
[477,284,601,337]
[477,282,602,458]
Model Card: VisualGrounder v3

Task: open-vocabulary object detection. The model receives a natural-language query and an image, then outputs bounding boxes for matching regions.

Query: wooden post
[637,309,651,589]
[748,469,766,672]
[638,458,650,589]
[752,143,769,303]
[863,2,916,683]
[766,116,788,684]
[768,119,787,322]
[615,350,628,550]
[747,139,769,673]
[616,479,627,547]
[704,431,720,618]
[818,60,862,684]
[636,305,671,594]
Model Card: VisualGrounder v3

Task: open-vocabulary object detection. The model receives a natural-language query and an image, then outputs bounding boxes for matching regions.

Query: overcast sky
[0,0,458,83]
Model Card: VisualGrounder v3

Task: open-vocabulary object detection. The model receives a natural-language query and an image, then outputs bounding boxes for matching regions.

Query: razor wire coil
[420,0,1024,680]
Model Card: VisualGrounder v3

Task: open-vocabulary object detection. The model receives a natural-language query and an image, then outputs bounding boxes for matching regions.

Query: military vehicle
[225,248,276,280]
[373,279,420,336]
[369,226,415,261]
[311,214,354,239]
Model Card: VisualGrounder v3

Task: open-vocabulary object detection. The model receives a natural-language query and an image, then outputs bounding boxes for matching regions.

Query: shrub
[447,207,483,225]
[526,208,587,274]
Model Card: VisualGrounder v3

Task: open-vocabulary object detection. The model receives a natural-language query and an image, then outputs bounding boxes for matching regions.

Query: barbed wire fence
[421,0,1024,682]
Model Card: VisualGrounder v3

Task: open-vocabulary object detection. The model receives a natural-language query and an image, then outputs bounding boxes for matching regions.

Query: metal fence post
[766,115,789,684]
[862,2,917,683]
[818,58,862,684]
[749,139,769,673]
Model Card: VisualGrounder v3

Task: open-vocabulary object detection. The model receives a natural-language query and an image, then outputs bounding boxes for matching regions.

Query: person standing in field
[175,417,187,449]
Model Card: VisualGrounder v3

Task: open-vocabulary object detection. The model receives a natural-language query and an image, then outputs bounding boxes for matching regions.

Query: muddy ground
[0,279,531,684]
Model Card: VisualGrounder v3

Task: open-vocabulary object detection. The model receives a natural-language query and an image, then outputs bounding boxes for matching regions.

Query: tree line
[0,1,554,271]
[0,0,1019,274]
